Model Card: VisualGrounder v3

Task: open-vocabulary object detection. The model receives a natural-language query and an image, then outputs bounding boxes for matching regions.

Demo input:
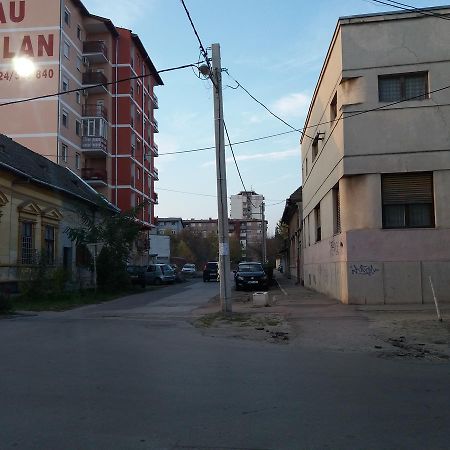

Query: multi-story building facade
[155,217,184,235]
[301,7,450,304]
[230,191,264,220]
[0,0,162,228]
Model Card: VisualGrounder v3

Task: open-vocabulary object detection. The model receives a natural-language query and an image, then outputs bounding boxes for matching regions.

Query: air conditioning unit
[82,56,90,67]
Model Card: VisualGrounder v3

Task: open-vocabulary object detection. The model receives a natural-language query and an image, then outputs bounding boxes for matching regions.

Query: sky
[84,0,450,235]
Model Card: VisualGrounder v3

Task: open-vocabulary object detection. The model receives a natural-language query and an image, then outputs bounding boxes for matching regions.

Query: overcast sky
[84,0,448,235]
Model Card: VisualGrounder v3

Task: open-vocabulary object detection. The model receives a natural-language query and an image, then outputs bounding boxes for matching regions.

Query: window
[333,184,341,234]
[379,72,428,102]
[305,156,308,177]
[312,138,319,161]
[62,110,68,128]
[314,204,321,242]
[61,143,68,162]
[44,225,55,265]
[130,57,134,68]
[330,92,337,122]
[382,172,434,229]
[130,86,134,97]
[62,76,69,92]
[75,120,81,136]
[137,168,140,180]
[76,91,81,104]
[137,83,140,95]
[64,8,70,25]
[77,25,82,40]
[82,118,108,138]
[20,221,34,264]
[63,41,70,59]
[75,153,80,169]
[76,55,82,71]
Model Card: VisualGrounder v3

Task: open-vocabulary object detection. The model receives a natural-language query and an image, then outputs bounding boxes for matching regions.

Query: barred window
[44,225,55,265]
[379,72,428,102]
[21,222,34,264]
[382,172,434,229]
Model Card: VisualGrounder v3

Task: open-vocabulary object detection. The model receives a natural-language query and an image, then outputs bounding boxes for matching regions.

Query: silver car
[144,264,176,285]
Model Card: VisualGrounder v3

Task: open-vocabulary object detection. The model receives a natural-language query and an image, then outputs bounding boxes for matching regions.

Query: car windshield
[161,265,173,274]
[239,264,264,273]
[185,264,195,268]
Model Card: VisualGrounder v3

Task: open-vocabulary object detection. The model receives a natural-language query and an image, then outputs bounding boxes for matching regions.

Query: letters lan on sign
[0,2,54,58]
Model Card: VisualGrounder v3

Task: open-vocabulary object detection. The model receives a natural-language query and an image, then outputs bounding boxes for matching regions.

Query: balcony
[81,136,108,156]
[81,168,107,186]
[150,93,159,109]
[82,104,108,119]
[83,41,108,63]
[151,192,158,204]
[82,70,108,94]
[151,118,158,133]
[151,142,158,157]
[152,167,159,180]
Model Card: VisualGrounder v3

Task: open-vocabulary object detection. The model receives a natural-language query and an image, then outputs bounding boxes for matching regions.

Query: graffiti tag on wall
[350,264,380,276]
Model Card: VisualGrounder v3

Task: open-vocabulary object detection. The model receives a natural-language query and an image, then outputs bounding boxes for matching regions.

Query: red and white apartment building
[0,0,162,227]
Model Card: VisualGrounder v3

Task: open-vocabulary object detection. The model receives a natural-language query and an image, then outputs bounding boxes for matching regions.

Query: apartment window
[333,184,341,234]
[379,72,428,102]
[62,76,69,92]
[82,118,107,138]
[330,92,337,121]
[312,138,319,161]
[63,41,70,59]
[305,157,308,177]
[64,8,70,26]
[77,25,82,40]
[137,83,140,95]
[20,221,34,265]
[75,120,81,136]
[61,143,68,162]
[314,204,321,242]
[62,110,68,128]
[382,172,434,229]
[44,225,56,265]
[130,86,134,97]
[137,168,140,180]
[76,55,82,71]
[76,91,81,104]
[75,153,81,169]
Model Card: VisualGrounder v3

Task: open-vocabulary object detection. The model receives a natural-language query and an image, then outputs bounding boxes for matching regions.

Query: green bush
[0,294,12,313]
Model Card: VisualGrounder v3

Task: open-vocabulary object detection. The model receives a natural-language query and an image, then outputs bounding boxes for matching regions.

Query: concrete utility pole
[211,43,232,313]
[261,202,267,264]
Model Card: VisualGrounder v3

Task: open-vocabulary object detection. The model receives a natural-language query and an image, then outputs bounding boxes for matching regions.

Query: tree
[66,205,144,291]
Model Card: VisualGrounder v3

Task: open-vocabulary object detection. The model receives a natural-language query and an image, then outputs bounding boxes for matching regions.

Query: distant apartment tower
[302,7,450,304]
[0,0,162,226]
[230,191,264,220]
[156,217,184,235]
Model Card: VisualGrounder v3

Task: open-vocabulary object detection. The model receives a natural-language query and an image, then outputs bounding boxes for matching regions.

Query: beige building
[301,7,450,304]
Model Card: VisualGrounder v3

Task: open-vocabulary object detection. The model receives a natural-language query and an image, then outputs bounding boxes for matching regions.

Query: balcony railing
[81,168,107,184]
[151,119,158,133]
[150,93,159,109]
[152,167,159,180]
[152,192,158,204]
[81,136,107,155]
[82,104,108,119]
[82,70,107,86]
[83,41,108,61]
[151,142,158,157]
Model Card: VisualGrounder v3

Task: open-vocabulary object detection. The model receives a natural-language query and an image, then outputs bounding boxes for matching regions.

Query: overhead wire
[369,0,450,20]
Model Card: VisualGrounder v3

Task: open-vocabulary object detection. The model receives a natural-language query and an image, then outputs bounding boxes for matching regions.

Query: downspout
[57,0,63,165]
[115,35,119,207]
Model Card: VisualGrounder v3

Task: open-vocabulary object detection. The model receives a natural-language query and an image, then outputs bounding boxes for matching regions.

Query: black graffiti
[350,264,379,276]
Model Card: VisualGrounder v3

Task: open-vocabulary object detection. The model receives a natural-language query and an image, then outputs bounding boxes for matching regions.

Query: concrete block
[252,292,269,307]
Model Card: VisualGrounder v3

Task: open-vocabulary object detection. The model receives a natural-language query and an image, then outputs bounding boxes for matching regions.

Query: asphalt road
[1,279,449,450]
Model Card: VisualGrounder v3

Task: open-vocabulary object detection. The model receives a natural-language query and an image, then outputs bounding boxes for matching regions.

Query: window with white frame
[64,8,70,26]
[75,120,81,136]
[76,55,82,71]
[61,143,68,162]
[77,25,82,40]
[76,91,81,104]
[75,153,80,169]
[63,41,70,59]
[62,76,69,92]
[62,110,68,128]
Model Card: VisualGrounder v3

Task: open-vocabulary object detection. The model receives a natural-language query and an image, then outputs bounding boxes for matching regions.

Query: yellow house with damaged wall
[0,135,116,291]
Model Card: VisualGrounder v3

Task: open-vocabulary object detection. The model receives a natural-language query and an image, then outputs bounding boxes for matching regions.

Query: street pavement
[1,278,449,450]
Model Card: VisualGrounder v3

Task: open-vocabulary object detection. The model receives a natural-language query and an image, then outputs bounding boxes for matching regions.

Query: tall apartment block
[302,7,450,304]
[230,191,264,220]
[0,0,162,227]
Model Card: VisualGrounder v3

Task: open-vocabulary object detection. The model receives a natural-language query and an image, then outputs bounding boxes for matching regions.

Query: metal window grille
[379,72,427,102]
[21,222,34,264]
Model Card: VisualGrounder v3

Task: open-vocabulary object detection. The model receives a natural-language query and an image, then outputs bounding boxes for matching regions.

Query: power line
[158,187,216,198]
[0,62,200,108]
[225,70,315,140]
[369,0,450,21]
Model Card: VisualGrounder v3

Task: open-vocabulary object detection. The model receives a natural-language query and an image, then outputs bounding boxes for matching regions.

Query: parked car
[126,265,146,287]
[144,264,176,285]
[181,263,197,276]
[203,261,219,282]
[234,262,269,290]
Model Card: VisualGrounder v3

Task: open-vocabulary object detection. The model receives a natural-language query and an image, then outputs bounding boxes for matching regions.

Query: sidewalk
[192,272,450,361]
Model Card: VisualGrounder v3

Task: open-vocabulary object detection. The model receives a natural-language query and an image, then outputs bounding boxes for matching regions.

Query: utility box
[253,291,269,307]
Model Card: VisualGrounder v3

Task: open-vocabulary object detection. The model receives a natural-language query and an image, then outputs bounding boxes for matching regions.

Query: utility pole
[211,43,232,313]
[261,202,267,264]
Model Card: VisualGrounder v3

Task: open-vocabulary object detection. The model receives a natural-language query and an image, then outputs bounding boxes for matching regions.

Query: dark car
[234,262,269,290]
[126,265,146,287]
[203,261,219,282]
